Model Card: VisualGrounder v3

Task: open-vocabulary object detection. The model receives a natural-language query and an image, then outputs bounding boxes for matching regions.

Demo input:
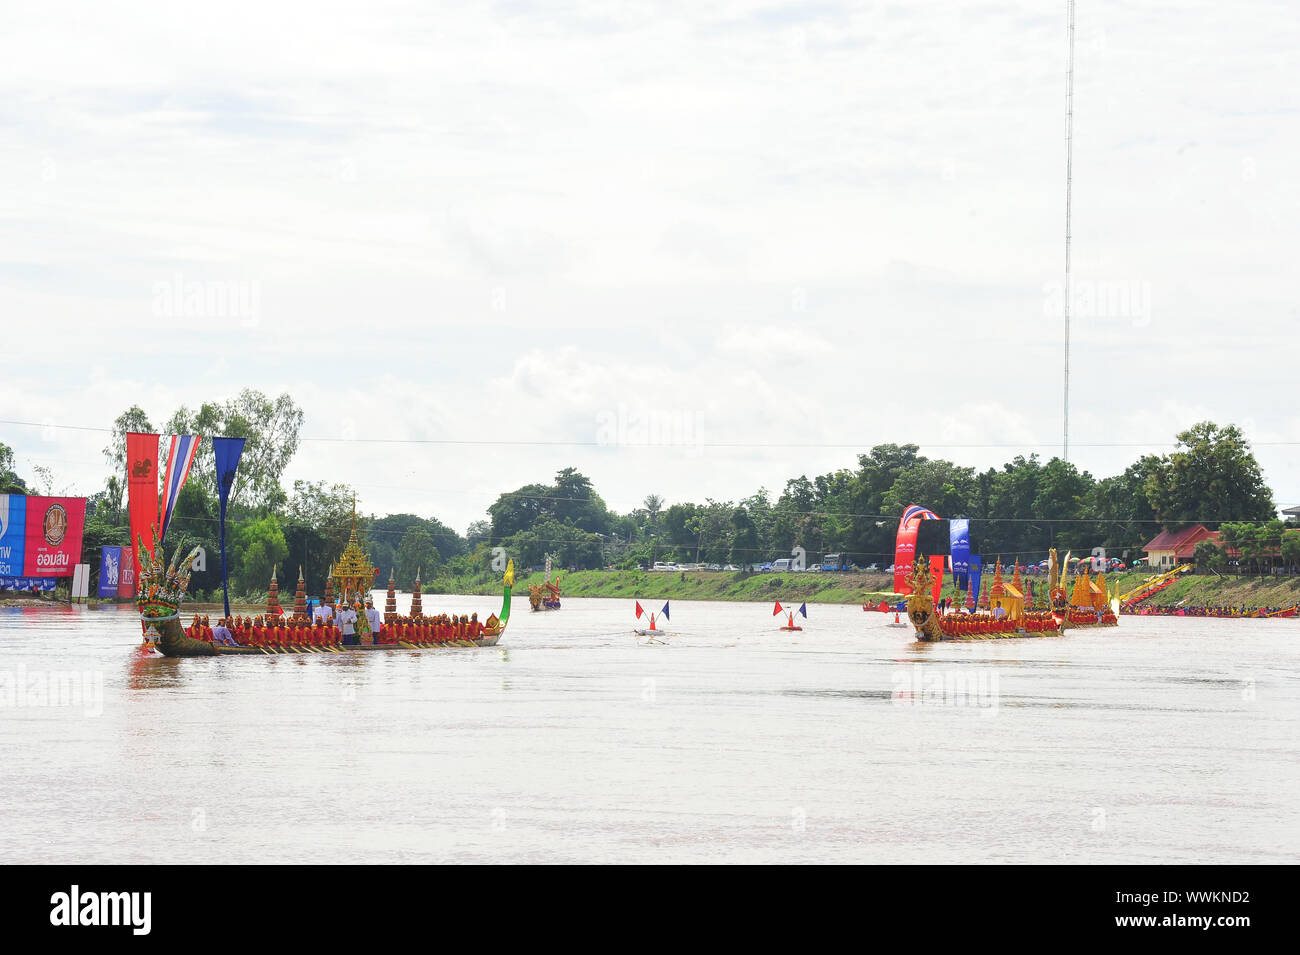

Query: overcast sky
[2,1,1297,532]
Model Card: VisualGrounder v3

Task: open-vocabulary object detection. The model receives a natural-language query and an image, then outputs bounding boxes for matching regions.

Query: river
[1,596,1296,863]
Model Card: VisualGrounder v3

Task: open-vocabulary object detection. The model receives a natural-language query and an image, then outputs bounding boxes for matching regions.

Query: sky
[2,1,1297,533]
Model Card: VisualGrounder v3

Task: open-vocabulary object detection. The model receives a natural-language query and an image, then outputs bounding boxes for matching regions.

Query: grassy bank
[426,567,1300,611]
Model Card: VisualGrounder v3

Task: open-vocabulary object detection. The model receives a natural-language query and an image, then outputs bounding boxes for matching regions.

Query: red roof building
[1143,525,1218,568]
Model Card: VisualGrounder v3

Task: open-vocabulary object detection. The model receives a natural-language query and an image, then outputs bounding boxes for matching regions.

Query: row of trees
[1193,521,1300,575]
[73,393,476,598]
[479,422,1278,571]
[4,413,1282,596]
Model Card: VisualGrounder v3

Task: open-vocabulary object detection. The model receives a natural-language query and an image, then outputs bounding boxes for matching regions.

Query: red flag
[894,519,920,594]
[877,599,889,613]
[125,432,160,595]
[635,600,643,619]
[772,600,783,616]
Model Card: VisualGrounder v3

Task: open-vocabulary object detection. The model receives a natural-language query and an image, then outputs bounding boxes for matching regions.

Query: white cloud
[3,0,1299,526]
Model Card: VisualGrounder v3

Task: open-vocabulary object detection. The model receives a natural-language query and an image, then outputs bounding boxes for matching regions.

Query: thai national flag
[159,434,202,543]
[901,505,940,523]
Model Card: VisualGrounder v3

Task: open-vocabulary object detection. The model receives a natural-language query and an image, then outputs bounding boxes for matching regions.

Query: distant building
[1142,525,1218,568]
[1281,505,1300,522]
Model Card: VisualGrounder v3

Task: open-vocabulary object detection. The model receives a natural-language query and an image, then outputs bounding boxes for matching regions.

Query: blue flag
[949,518,971,591]
[97,545,122,598]
[212,437,246,619]
[797,602,807,618]
[661,600,670,621]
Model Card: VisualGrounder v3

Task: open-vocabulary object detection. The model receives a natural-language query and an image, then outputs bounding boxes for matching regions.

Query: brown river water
[1,596,1297,863]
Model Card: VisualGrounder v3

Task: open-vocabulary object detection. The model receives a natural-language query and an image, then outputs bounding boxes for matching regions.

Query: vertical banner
[23,496,86,578]
[968,556,983,609]
[949,518,971,591]
[893,505,940,595]
[0,494,27,577]
[213,437,246,619]
[894,520,919,594]
[117,545,136,598]
[126,432,161,592]
[930,554,945,608]
[98,545,123,598]
[159,434,202,544]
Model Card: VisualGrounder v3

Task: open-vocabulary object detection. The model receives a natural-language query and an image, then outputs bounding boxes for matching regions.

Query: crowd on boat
[1123,604,1299,618]
[183,603,493,648]
[931,608,1065,637]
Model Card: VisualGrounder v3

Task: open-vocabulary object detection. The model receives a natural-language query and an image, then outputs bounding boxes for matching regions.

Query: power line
[8,417,1300,450]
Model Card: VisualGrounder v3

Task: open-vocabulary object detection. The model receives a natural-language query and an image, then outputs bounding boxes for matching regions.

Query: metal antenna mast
[1063,0,1076,461]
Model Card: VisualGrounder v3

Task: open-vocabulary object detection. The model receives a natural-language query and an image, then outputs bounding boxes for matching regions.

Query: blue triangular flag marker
[661,600,670,621]
[798,602,807,618]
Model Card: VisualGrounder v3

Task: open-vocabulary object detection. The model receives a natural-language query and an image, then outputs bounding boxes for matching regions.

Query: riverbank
[424,567,1300,611]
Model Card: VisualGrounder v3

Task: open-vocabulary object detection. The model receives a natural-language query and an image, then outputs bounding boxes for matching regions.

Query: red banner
[22,496,86,578]
[117,546,136,598]
[126,432,160,595]
[930,555,945,608]
[894,518,919,594]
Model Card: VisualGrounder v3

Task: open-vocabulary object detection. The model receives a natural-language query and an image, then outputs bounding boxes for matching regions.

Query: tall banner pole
[212,437,246,620]
[125,432,161,597]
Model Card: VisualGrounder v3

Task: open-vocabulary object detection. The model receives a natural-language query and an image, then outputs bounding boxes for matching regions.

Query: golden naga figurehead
[504,558,515,588]
[904,556,943,639]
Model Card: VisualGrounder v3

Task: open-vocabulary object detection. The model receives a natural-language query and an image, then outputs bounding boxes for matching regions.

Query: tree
[232,514,288,595]
[283,481,359,593]
[104,405,154,476]
[643,494,663,530]
[0,442,27,494]
[395,526,440,588]
[1192,539,1226,574]
[166,390,303,510]
[1144,422,1274,529]
[730,506,759,566]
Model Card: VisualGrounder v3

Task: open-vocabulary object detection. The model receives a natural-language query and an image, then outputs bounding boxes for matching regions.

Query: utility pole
[1063,0,1076,461]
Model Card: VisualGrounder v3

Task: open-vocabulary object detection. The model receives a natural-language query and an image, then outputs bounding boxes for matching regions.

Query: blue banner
[949,518,970,591]
[0,494,27,577]
[1,576,55,592]
[213,437,247,619]
[98,545,122,598]
[968,555,983,606]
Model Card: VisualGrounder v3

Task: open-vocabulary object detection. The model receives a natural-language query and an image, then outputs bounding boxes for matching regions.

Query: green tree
[166,389,303,510]
[232,514,288,595]
[1144,422,1274,529]
[103,405,155,476]
[0,442,27,494]
[1192,539,1226,573]
[395,526,440,588]
[283,481,358,593]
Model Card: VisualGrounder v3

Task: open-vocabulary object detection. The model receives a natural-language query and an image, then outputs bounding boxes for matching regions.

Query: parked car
[865,563,879,572]
[810,564,822,572]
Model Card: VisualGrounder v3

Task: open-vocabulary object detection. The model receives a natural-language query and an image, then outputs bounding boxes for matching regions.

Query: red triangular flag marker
[773,600,783,617]
[635,601,643,619]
